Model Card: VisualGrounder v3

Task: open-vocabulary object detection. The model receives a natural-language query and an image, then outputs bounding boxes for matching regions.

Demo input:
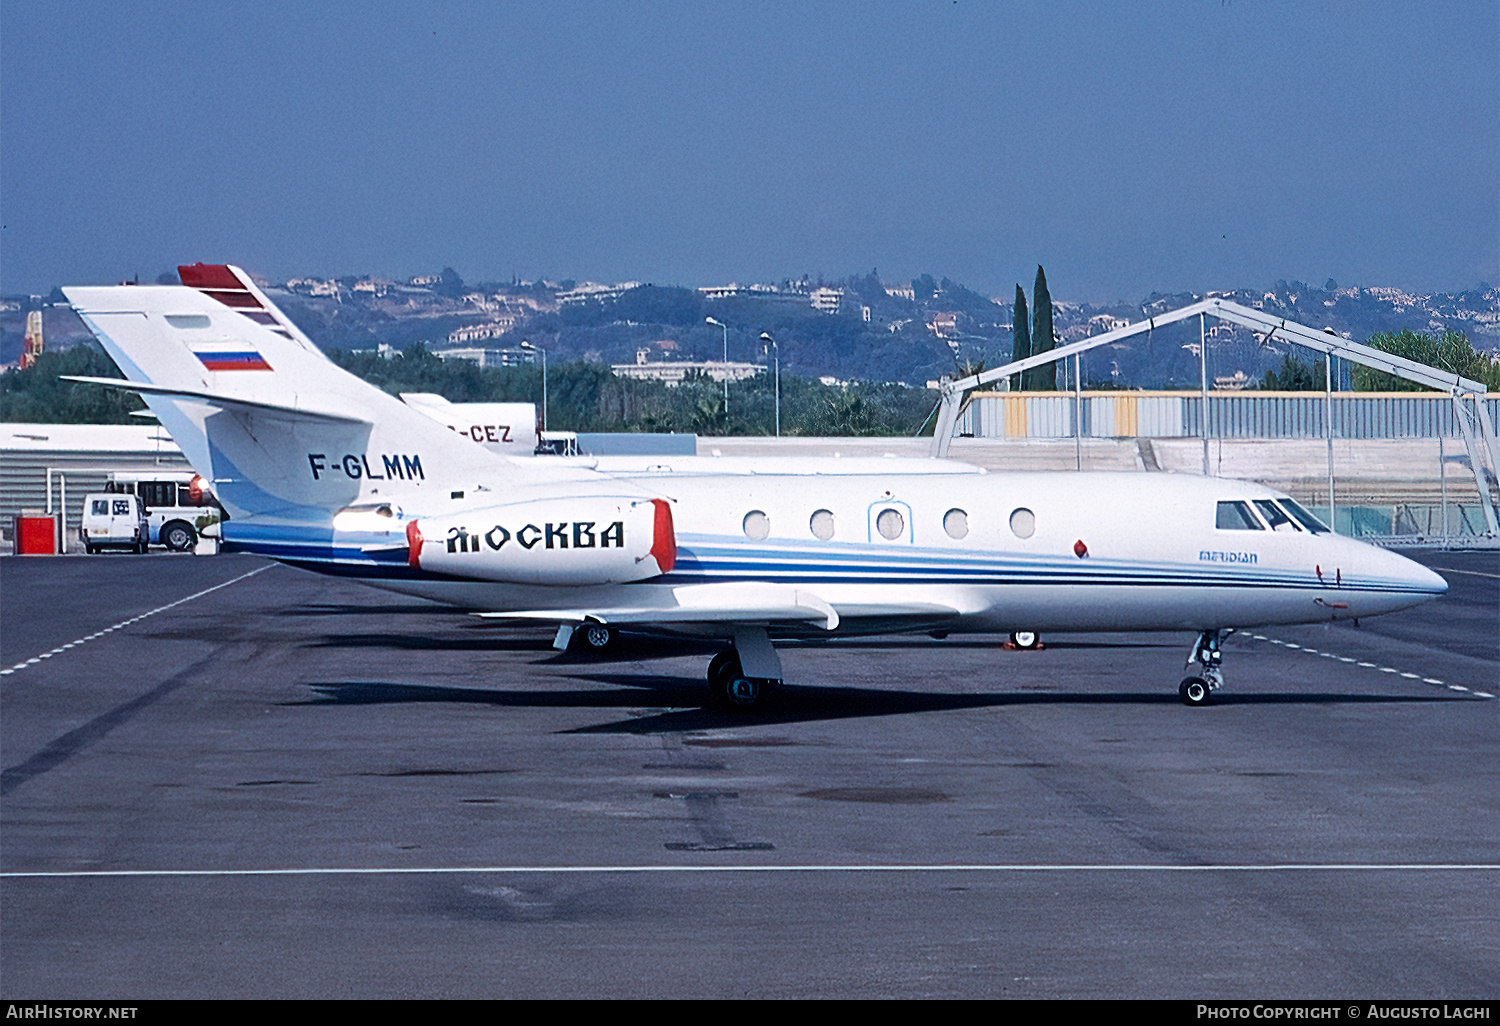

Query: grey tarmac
[1,550,1496,999]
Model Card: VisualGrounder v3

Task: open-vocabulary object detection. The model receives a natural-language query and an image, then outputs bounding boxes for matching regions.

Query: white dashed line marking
[0,565,272,677]
[1243,634,1490,699]
[3,863,1498,880]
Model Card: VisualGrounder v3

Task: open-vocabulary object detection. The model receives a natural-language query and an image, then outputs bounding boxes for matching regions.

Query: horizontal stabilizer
[60,376,368,425]
[477,581,842,631]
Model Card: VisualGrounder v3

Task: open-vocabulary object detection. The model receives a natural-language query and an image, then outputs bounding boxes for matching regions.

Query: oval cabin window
[943,508,969,539]
[743,510,770,540]
[809,509,835,540]
[875,508,905,540]
[1010,507,1036,539]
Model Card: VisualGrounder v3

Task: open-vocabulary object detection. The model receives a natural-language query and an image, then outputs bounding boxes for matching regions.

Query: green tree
[847,268,886,305]
[434,266,466,298]
[0,344,145,424]
[1027,265,1056,391]
[1354,328,1500,392]
[1259,353,1325,391]
[1010,285,1030,392]
[690,393,728,435]
[806,390,872,435]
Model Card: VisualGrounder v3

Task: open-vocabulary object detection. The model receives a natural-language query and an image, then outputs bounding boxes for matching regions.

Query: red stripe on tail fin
[177,264,243,290]
[200,289,263,309]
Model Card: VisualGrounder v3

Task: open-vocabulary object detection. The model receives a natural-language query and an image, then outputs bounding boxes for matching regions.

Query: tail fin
[175,262,323,352]
[63,266,539,525]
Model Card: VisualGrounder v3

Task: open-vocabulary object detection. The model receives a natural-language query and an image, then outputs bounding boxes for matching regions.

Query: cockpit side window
[1278,498,1330,534]
[1253,500,1300,532]
[1216,500,1265,530]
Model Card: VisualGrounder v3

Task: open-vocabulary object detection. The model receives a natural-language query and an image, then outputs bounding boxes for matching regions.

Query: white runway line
[0,565,274,677]
[1243,633,1490,699]
[3,863,1499,880]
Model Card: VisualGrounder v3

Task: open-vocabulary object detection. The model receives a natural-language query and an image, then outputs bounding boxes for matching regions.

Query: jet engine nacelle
[408,496,675,585]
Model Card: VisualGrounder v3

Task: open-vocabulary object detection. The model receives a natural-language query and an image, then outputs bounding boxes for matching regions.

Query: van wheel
[161,521,196,552]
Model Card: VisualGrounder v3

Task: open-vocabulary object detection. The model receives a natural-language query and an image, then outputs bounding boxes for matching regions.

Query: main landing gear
[1180,628,1231,706]
[553,623,618,654]
[577,624,616,652]
[707,628,783,711]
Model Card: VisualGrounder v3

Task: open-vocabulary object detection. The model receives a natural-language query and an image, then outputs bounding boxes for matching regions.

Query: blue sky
[2,1,1495,301]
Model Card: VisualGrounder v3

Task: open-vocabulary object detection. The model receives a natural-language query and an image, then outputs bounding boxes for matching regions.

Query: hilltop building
[611,349,761,386]
[436,346,531,368]
[556,282,641,307]
[448,318,518,344]
[810,287,845,314]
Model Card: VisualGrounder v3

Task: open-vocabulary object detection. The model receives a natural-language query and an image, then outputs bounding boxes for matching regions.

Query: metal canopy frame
[929,297,1498,538]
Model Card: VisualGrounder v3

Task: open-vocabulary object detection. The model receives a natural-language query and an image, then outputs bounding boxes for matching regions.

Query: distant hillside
[5,273,1495,389]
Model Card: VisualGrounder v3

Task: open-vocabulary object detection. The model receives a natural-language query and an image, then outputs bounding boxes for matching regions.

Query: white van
[104,472,223,551]
[80,493,149,554]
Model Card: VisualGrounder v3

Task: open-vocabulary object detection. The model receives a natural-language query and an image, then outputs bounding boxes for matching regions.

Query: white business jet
[62,265,1446,709]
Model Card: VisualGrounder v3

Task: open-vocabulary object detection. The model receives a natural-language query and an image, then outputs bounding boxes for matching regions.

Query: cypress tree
[1029,265,1056,390]
[1010,284,1030,392]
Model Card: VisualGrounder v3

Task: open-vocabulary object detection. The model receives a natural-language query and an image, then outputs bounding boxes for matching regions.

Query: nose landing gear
[1180,628,1231,706]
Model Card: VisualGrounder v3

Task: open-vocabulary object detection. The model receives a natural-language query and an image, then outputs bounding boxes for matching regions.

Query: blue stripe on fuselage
[219,525,1426,595]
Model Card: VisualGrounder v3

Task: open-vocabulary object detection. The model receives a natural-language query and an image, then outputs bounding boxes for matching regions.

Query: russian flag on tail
[194,350,273,371]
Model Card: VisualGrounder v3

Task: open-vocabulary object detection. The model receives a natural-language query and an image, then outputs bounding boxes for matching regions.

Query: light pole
[1183,339,1207,475]
[705,316,729,417]
[520,339,547,435]
[761,331,779,437]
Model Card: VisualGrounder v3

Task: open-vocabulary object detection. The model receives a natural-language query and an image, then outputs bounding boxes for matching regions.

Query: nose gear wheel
[1181,628,1231,706]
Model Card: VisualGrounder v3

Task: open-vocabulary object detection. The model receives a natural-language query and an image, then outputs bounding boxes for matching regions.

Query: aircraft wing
[477,582,843,630]
[475,582,965,634]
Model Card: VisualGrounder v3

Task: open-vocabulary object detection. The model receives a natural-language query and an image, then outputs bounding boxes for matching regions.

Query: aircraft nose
[1413,561,1448,596]
[1387,550,1447,598]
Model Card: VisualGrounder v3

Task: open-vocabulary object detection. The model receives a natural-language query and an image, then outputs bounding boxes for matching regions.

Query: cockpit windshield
[1253,499,1300,532]
[1277,498,1330,534]
[1216,500,1265,530]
